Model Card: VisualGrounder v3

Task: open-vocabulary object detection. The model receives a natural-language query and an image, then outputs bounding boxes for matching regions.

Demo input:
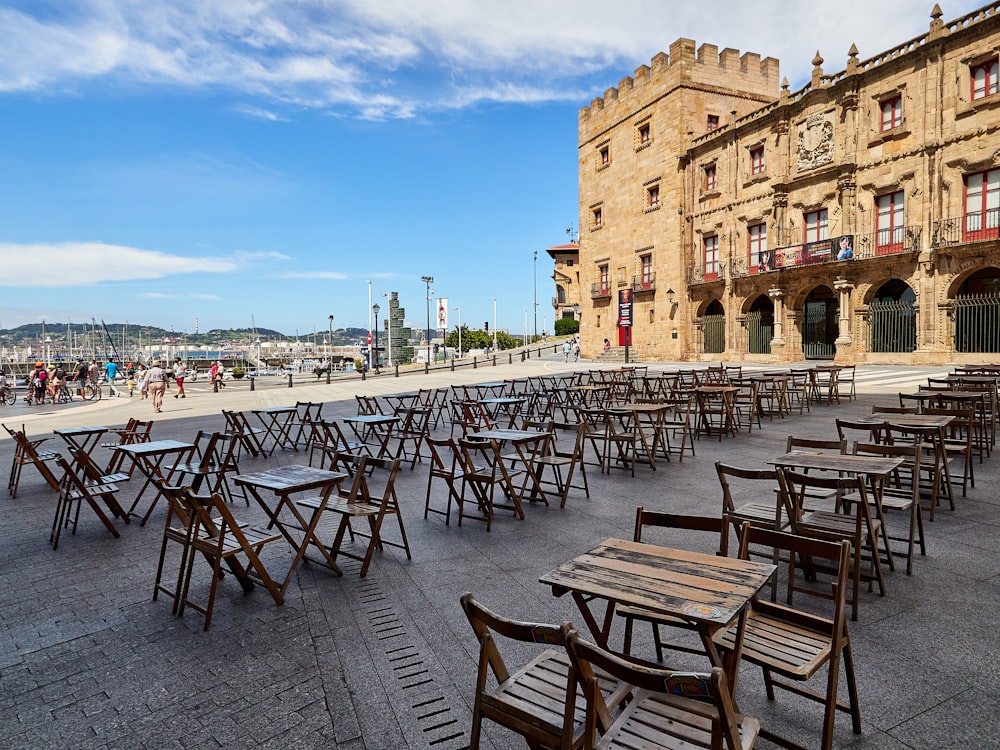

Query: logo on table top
[682,602,722,619]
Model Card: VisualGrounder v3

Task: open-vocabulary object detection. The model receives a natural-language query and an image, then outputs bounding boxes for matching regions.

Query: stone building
[578,3,1000,364]
[548,242,583,323]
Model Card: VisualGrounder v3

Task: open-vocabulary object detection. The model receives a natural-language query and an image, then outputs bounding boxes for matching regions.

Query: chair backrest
[835,418,880,444]
[426,436,468,479]
[715,462,783,515]
[785,436,847,454]
[632,507,727,555]
[340,455,402,508]
[564,629,745,750]
[852,440,921,493]
[872,404,919,414]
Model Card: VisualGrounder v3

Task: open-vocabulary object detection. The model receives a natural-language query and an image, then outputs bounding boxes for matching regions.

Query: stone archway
[868,279,916,353]
[950,267,1000,353]
[744,294,774,354]
[801,285,839,359]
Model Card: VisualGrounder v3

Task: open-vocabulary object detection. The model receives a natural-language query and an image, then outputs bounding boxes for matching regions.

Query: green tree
[554,318,580,336]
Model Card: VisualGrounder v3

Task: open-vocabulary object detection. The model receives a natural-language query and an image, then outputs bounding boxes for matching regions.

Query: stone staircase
[593,346,643,363]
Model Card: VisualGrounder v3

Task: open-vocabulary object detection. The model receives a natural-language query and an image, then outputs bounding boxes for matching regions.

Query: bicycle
[48,384,74,404]
[85,382,103,401]
[0,387,16,406]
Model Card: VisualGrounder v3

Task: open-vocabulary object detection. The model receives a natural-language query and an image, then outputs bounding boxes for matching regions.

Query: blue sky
[0,0,985,336]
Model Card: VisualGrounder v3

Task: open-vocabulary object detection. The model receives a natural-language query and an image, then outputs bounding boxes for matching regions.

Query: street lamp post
[421,276,434,365]
[326,315,333,384]
[453,306,461,358]
[533,250,538,340]
[372,303,380,374]
[492,298,498,351]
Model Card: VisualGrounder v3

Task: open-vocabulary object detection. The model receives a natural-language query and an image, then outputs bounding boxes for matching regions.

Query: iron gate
[701,314,726,354]
[803,301,837,359]
[869,299,916,353]
[745,309,773,354]
[954,293,1000,353]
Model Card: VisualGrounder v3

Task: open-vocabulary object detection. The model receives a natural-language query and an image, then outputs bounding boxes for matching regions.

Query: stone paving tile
[1,357,999,748]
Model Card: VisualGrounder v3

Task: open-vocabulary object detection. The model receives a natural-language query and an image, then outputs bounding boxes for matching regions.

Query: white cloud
[0,1,987,115]
[0,242,235,287]
[280,270,350,280]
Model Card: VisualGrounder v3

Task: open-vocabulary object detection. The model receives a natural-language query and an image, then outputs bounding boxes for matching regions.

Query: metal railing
[869,299,916,353]
[954,294,1000,353]
[932,210,1000,247]
[631,273,656,292]
[590,283,612,299]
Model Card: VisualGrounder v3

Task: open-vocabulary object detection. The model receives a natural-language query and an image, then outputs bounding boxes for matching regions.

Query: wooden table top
[772,451,904,475]
[857,414,954,428]
[470,429,551,442]
[539,538,775,626]
[344,414,399,424]
[234,464,348,492]
[54,426,108,437]
[253,406,297,414]
[115,439,194,456]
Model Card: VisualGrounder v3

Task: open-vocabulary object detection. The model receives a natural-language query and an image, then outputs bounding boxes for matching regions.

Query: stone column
[834,277,855,363]
[768,287,786,359]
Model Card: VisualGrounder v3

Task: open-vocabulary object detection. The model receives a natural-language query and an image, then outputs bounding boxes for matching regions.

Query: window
[750,147,765,175]
[640,255,653,288]
[748,223,768,272]
[638,123,651,145]
[707,114,719,131]
[556,285,566,304]
[598,144,610,168]
[971,58,999,101]
[646,184,660,209]
[804,209,828,242]
[599,265,610,294]
[876,191,905,253]
[592,206,603,228]
[703,235,719,279]
[964,168,1000,241]
[880,95,903,131]
[704,164,717,192]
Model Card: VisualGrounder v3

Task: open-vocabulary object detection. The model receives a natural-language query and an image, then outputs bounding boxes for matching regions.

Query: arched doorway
[702,300,725,354]
[870,279,916,353]
[802,286,838,359]
[746,295,774,354]
[954,268,1000,352]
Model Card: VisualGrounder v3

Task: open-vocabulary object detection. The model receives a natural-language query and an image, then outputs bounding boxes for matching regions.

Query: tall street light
[492,297,497,351]
[421,275,434,365]
[453,305,462,358]
[533,250,538,340]
[372,303,381,374]
[326,314,333,384]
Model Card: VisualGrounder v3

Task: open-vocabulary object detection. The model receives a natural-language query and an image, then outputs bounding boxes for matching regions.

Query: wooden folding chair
[49,457,129,549]
[617,510,726,661]
[5,423,62,497]
[566,629,758,750]
[179,488,284,630]
[289,401,324,449]
[222,409,270,458]
[534,421,590,508]
[322,455,410,577]
[458,438,525,531]
[424,436,470,526]
[459,593,630,750]
[713,524,860,750]
[387,407,431,469]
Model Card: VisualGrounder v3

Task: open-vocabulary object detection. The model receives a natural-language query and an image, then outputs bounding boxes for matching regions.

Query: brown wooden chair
[424,436,470,525]
[49,456,129,549]
[289,401,323,450]
[4,423,62,498]
[778,469,885,621]
[566,628,758,750]
[458,438,525,530]
[534,421,590,508]
[171,431,240,501]
[618,510,726,661]
[835,417,881,445]
[101,418,154,477]
[312,455,410,577]
[713,524,860,750]
[179,488,284,631]
[460,593,630,750]
[222,409,270,458]
[387,406,432,469]
[923,406,976,497]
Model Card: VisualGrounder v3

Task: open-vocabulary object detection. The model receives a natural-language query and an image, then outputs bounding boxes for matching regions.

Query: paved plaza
[1,355,998,749]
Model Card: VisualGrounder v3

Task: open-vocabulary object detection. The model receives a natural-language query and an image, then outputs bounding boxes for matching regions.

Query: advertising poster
[618,289,633,327]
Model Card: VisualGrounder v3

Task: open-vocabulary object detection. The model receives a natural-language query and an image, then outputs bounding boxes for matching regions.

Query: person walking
[172,357,187,398]
[136,363,149,399]
[105,360,121,397]
[572,339,580,362]
[562,340,571,361]
[147,360,167,413]
[210,361,226,390]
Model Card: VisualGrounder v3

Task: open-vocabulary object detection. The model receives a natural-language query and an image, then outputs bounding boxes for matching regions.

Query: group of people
[561,337,582,362]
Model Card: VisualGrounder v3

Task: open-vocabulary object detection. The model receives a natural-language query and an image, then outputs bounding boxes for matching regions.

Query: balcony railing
[687,266,724,285]
[590,283,612,299]
[631,272,656,292]
[932,209,1000,247]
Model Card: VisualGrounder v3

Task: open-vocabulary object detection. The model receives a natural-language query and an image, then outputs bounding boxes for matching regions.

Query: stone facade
[547,242,583,323]
[578,3,1000,365]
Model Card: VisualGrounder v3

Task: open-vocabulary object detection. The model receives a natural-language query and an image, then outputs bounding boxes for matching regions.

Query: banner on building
[618,289,633,327]
[754,235,855,274]
[436,298,448,332]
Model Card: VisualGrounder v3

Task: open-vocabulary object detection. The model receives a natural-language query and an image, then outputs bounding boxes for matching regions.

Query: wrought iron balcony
[932,210,999,248]
[590,283,612,299]
[631,273,655,292]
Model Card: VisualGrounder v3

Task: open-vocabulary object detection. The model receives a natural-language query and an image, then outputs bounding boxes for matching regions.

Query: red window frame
[703,235,719,280]
[707,114,719,131]
[599,145,609,165]
[638,123,650,144]
[876,191,905,254]
[804,209,828,243]
[750,147,765,175]
[748,223,767,272]
[971,58,999,101]
[647,184,659,208]
[592,207,603,227]
[599,265,610,295]
[704,164,717,191]
[880,95,902,131]
[640,255,653,288]
[964,168,1000,242]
